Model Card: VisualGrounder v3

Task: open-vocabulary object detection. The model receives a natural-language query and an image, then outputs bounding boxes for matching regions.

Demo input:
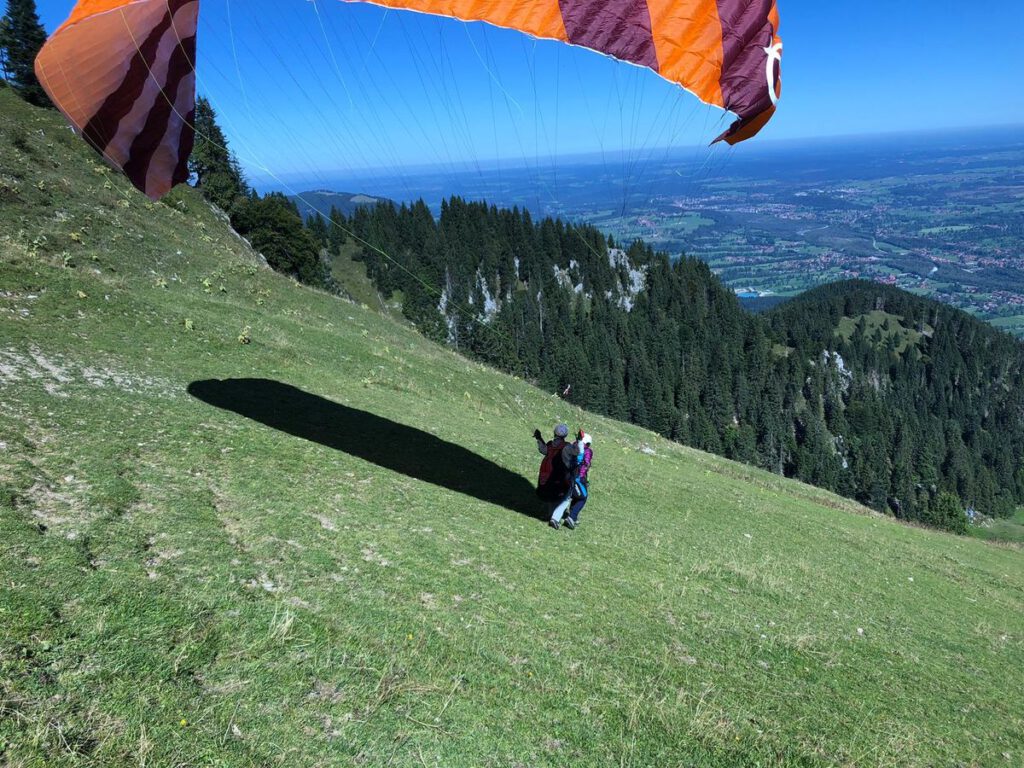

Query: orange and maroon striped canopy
[35,0,782,200]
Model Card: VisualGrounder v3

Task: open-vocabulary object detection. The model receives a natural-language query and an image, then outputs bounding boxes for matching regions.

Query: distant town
[584,129,1024,334]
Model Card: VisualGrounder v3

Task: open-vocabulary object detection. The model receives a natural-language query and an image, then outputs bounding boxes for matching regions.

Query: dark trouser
[569,477,588,522]
[568,497,587,522]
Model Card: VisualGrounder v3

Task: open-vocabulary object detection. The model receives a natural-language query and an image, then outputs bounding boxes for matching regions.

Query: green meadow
[2,91,1023,766]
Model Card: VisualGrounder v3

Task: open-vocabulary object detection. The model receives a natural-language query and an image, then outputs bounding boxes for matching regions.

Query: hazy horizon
[256,122,1024,200]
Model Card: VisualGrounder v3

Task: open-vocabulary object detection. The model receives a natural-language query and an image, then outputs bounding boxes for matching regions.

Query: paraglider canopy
[34,0,782,199]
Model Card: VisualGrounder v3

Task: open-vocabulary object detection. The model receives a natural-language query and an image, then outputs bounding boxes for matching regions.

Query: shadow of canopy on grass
[187,378,541,519]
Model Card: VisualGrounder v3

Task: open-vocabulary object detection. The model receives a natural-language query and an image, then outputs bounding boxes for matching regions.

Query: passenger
[565,432,593,529]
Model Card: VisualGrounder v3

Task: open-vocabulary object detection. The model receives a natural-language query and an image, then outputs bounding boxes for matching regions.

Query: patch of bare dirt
[0,345,177,399]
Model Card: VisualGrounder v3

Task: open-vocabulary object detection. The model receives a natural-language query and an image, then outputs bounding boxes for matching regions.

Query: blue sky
[34,0,1024,186]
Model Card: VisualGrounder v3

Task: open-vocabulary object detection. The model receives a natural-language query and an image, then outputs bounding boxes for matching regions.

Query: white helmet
[580,432,593,446]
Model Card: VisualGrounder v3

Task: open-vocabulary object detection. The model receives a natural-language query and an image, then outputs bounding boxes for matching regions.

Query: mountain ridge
[288,189,393,221]
[328,198,1024,530]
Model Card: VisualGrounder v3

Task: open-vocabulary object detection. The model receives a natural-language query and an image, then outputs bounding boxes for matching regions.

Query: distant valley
[282,127,1024,334]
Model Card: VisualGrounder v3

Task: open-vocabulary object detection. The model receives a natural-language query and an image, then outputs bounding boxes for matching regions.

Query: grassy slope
[968,509,1024,545]
[835,310,928,355]
[330,240,402,318]
[1,91,1023,767]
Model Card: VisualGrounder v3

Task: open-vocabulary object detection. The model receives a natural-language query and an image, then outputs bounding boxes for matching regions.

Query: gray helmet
[554,423,569,438]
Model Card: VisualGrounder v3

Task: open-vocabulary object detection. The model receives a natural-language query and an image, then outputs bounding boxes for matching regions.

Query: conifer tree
[0,17,13,83]
[930,491,967,534]
[1,0,49,107]
[327,206,348,251]
[306,212,329,246]
[232,193,330,288]
[188,96,248,213]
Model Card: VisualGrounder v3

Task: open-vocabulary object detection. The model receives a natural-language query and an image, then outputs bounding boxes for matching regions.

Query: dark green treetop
[1,0,49,107]
[188,96,248,214]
